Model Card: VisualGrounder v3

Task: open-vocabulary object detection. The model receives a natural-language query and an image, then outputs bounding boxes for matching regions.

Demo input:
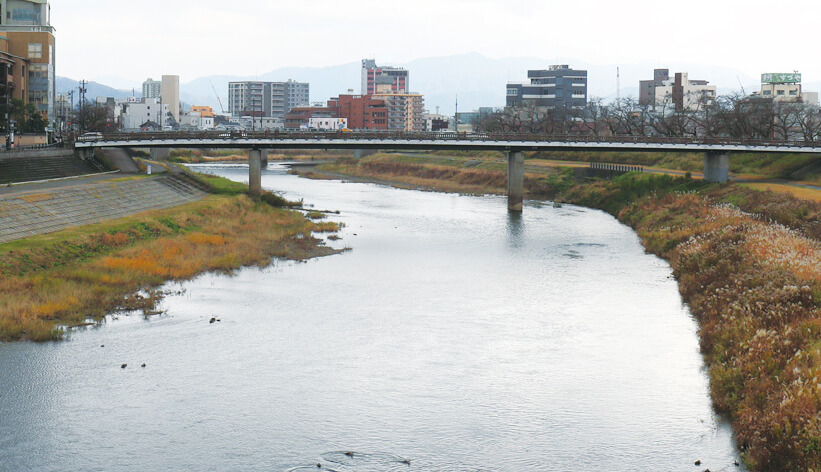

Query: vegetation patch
[0,193,342,342]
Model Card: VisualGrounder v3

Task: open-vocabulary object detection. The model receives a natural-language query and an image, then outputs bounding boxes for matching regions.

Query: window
[28,43,42,59]
[777,90,785,96]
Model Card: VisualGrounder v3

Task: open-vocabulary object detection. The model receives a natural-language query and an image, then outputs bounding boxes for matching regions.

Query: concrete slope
[0,175,207,244]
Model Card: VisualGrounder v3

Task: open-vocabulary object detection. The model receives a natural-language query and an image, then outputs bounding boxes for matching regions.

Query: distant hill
[57,77,140,101]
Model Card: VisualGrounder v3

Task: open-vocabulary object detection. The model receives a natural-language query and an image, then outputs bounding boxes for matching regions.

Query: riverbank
[0,176,343,342]
[297,154,821,472]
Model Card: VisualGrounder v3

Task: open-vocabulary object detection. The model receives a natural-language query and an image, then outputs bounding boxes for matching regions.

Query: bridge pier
[704,152,730,183]
[354,149,376,159]
[507,151,525,212]
[249,149,263,199]
[150,148,170,161]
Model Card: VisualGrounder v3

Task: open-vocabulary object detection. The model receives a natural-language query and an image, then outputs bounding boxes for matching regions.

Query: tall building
[361,59,409,96]
[639,69,716,111]
[506,65,587,109]
[142,78,161,99]
[228,80,309,120]
[161,75,179,122]
[0,0,56,131]
[370,92,425,131]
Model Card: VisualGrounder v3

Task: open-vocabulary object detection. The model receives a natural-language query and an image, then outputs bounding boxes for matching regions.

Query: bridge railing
[76,130,821,149]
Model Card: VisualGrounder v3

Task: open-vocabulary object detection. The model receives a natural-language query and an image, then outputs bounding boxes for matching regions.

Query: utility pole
[617,67,621,102]
[78,80,87,133]
[454,95,458,132]
[67,90,74,132]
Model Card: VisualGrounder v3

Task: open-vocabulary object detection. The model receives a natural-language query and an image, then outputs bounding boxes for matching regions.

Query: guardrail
[74,130,821,149]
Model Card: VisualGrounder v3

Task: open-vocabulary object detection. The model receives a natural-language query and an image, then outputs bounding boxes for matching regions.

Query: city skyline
[55,0,821,86]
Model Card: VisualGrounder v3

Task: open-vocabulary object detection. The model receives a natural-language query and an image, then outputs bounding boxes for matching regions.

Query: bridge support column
[354,149,375,159]
[249,149,263,200]
[260,149,268,168]
[150,148,170,160]
[507,151,525,212]
[75,148,94,160]
[704,152,730,183]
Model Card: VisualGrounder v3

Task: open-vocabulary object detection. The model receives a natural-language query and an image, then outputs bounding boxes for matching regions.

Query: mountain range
[58,53,821,116]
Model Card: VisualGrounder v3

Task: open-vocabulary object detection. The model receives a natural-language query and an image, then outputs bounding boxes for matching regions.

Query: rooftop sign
[762,73,801,84]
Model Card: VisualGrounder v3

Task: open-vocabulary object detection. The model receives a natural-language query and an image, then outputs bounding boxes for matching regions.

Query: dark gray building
[639,69,670,106]
[506,65,588,108]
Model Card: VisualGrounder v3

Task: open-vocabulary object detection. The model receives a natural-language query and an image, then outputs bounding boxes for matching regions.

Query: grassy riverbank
[300,153,821,471]
[0,177,342,342]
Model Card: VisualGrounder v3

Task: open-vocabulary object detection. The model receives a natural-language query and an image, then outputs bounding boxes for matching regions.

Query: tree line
[472,93,821,142]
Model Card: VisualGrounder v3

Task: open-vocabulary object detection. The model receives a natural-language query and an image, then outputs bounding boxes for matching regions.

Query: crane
[210,80,226,114]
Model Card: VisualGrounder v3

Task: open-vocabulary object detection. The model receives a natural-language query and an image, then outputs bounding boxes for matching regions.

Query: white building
[237,116,284,130]
[640,69,716,112]
[116,98,171,131]
[308,117,347,130]
[180,111,214,130]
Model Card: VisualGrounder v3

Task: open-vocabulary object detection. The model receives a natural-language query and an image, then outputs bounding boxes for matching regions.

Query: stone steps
[0,176,209,243]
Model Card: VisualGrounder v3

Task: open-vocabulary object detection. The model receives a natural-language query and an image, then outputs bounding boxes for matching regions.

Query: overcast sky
[55,0,821,86]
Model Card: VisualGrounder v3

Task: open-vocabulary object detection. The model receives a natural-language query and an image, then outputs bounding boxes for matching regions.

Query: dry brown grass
[741,183,821,203]
[0,196,341,341]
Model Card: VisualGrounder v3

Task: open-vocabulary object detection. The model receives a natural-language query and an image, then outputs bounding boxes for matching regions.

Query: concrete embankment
[0,174,208,243]
[0,149,105,184]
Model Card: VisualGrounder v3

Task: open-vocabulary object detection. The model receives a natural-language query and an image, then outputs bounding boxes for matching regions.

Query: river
[0,163,744,471]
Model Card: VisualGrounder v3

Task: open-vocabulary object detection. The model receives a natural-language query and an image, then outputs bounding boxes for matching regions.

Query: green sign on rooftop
[761,73,802,84]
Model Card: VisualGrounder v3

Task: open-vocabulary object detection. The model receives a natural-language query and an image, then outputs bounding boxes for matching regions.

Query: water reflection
[506,210,523,248]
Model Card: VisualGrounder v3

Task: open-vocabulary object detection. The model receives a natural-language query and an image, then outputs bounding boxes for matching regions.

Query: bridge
[74,131,821,211]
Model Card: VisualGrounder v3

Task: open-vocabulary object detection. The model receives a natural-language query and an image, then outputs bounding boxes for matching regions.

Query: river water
[0,163,745,471]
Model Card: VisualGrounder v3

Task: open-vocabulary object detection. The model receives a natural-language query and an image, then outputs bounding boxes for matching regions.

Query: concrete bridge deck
[73,131,821,211]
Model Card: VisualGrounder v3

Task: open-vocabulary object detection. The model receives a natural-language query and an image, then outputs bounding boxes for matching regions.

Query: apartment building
[506,65,588,109]
[370,93,425,131]
[228,80,309,121]
[361,59,409,95]
[142,78,161,99]
[639,69,716,111]
[0,0,55,130]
